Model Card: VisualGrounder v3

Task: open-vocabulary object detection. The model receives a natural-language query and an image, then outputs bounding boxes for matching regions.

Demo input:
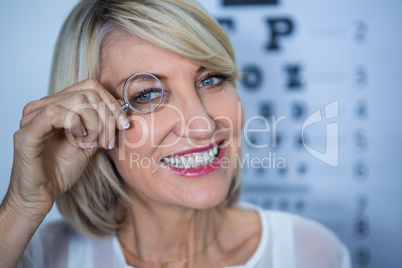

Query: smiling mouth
[161,144,219,169]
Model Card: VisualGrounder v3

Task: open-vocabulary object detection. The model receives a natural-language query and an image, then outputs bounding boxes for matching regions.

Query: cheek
[208,89,244,137]
[117,114,151,153]
[109,122,156,190]
[109,115,153,169]
[227,92,244,132]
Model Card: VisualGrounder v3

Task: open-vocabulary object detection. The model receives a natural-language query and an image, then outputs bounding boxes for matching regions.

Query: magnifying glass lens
[123,72,164,113]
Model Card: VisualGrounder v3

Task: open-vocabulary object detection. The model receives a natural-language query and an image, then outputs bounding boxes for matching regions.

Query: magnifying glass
[121,72,164,113]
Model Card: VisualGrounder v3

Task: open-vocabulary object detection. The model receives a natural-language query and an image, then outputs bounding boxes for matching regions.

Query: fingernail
[90,141,97,149]
[119,114,130,129]
[108,137,115,150]
[82,127,87,136]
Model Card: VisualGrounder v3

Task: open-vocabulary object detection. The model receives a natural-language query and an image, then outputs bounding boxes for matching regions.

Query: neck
[116,194,224,266]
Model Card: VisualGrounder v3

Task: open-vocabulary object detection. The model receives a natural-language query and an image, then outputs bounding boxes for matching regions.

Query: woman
[0,0,351,267]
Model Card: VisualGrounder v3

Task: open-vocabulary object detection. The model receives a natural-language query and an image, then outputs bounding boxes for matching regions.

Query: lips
[161,145,218,169]
[160,141,227,178]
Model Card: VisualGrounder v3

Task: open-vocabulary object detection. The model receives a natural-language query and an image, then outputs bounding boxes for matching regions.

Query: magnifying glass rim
[122,72,165,114]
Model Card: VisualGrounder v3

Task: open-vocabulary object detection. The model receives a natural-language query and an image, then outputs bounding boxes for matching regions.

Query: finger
[23,79,130,131]
[21,93,101,146]
[20,93,74,128]
[70,88,117,149]
[16,104,90,152]
[21,91,118,150]
[94,99,116,150]
[62,95,102,149]
[57,90,116,150]
[20,108,39,129]
[77,79,130,131]
[21,91,86,126]
[22,91,82,117]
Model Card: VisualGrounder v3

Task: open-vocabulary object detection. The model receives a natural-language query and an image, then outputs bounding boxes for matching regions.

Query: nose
[171,91,216,141]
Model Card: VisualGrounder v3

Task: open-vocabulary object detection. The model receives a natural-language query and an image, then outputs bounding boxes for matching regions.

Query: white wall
[0,0,80,220]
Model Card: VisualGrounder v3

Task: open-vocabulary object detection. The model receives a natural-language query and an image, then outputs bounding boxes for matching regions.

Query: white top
[18,203,351,268]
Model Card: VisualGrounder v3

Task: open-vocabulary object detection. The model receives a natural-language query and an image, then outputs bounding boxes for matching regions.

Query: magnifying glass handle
[122,103,129,110]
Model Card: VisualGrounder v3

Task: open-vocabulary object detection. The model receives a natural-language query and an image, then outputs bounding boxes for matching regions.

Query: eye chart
[203,0,402,267]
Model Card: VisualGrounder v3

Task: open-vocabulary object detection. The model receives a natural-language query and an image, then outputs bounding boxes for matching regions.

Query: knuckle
[85,88,100,102]
[43,105,60,120]
[19,116,29,128]
[74,93,88,104]
[13,130,27,149]
[83,79,109,100]
[22,101,38,116]
[83,78,100,90]
[13,129,23,143]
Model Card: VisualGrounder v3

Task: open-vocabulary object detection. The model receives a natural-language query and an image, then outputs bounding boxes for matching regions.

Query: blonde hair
[53,0,242,239]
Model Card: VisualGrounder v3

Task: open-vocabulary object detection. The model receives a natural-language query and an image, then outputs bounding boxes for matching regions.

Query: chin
[175,185,230,210]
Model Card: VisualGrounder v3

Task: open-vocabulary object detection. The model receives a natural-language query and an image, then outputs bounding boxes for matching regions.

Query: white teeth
[187,156,195,167]
[203,152,211,162]
[195,155,204,166]
[162,145,219,169]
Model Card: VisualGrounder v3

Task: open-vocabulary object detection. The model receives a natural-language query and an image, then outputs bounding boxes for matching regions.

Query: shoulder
[35,219,110,254]
[262,210,351,268]
[21,220,124,268]
[35,219,78,252]
[37,219,72,240]
[19,220,72,268]
[262,209,343,248]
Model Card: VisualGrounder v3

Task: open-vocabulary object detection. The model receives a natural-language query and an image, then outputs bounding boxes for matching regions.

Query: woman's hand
[4,78,129,220]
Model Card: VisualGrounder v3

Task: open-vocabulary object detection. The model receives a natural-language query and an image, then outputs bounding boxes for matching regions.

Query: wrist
[1,190,49,224]
[0,192,46,268]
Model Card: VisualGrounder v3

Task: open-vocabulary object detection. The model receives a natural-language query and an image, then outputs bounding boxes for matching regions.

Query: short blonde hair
[53,0,242,239]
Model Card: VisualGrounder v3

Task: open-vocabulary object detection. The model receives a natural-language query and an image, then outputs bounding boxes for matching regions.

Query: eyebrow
[116,66,207,93]
[196,66,207,75]
[116,72,168,92]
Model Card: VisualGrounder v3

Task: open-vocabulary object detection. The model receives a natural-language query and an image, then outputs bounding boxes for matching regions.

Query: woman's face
[101,31,244,209]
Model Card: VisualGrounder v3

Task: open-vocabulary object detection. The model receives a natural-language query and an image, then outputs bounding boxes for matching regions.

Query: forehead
[100,30,155,73]
[99,30,199,93]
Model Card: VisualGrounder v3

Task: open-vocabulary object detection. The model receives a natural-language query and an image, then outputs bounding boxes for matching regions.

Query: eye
[138,91,159,102]
[200,77,219,87]
[199,74,229,88]
[130,88,163,105]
